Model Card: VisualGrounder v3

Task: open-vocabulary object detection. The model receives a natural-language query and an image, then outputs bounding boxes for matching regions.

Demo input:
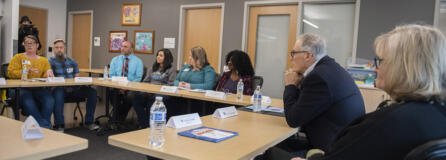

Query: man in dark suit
[283,34,365,152]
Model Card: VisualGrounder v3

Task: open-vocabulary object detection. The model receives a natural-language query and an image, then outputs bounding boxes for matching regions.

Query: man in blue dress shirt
[108,41,143,124]
[50,39,99,132]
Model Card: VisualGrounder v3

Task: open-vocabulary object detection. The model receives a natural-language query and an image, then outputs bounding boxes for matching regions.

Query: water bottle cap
[155,96,163,101]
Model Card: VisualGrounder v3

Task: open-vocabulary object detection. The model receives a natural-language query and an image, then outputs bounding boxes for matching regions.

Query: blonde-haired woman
[8,35,55,129]
[261,25,446,160]
[175,46,216,90]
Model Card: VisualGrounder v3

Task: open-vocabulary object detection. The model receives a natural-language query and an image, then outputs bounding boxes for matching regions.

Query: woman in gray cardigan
[133,49,177,128]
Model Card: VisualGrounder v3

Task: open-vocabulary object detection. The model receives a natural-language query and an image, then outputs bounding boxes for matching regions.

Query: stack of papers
[246,105,284,113]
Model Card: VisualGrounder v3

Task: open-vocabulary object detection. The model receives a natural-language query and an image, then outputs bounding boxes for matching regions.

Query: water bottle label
[151,112,166,121]
[237,85,244,90]
[258,94,262,99]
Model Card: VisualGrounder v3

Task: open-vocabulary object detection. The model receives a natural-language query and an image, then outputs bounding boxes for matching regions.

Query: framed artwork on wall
[122,3,142,26]
[133,30,154,54]
[109,31,127,52]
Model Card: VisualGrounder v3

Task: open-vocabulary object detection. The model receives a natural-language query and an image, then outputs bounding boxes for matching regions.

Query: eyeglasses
[24,42,36,46]
[290,50,309,58]
[374,56,384,69]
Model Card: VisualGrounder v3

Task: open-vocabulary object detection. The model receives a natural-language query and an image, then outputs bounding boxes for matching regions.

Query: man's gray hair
[298,33,327,60]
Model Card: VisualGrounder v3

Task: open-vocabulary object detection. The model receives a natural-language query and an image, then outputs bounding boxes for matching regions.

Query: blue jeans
[133,92,170,128]
[53,86,97,126]
[20,88,54,128]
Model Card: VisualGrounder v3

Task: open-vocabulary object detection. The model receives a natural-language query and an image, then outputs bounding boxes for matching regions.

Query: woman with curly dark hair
[216,50,255,95]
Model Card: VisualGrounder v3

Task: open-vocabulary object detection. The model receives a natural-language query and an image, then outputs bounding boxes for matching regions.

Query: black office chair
[0,63,22,119]
[405,138,446,160]
[64,94,87,126]
[253,75,264,89]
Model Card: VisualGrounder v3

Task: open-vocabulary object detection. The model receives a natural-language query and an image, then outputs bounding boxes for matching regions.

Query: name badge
[160,86,179,93]
[21,116,44,140]
[47,77,65,83]
[22,60,31,65]
[166,113,202,129]
[183,68,190,72]
[0,78,6,85]
[66,67,74,73]
[205,90,226,100]
[75,77,93,82]
[212,106,238,119]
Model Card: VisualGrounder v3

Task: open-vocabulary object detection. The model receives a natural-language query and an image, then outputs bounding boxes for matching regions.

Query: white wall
[20,0,67,58]
[1,0,19,64]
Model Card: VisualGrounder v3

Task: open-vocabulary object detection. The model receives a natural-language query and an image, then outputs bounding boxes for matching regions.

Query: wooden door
[247,5,298,69]
[19,6,47,56]
[182,8,222,72]
[71,13,92,70]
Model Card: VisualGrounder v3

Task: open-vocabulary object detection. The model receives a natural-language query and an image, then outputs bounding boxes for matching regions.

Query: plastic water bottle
[103,66,108,79]
[149,96,167,147]
[253,85,262,112]
[236,79,244,100]
[21,65,28,81]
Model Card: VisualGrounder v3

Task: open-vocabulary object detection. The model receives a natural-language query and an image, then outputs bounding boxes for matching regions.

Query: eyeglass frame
[290,50,309,58]
[23,42,37,46]
[374,56,384,69]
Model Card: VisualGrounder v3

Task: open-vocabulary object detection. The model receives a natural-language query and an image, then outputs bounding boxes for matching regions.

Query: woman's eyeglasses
[24,42,36,46]
[374,57,384,69]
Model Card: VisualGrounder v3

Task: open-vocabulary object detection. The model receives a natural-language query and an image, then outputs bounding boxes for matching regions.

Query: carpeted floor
[46,123,146,160]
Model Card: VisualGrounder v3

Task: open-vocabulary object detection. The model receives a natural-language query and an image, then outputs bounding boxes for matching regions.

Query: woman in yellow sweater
[8,35,55,128]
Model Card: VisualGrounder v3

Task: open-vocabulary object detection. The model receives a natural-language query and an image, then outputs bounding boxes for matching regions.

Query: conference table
[109,110,297,160]
[0,78,283,120]
[0,116,88,160]
[79,68,103,76]
[0,78,292,160]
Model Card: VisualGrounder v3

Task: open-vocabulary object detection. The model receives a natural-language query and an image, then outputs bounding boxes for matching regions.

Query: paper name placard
[75,77,93,82]
[205,90,226,100]
[21,116,44,140]
[111,76,129,85]
[47,77,65,83]
[0,78,6,85]
[160,86,179,93]
[111,76,127,82]
[166,113,202,129]
[213,106,238,119]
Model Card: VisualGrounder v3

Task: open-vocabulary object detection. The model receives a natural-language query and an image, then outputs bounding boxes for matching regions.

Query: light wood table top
[0,79,93,88]
[0,116,88,160]
[0,78,284,108]
[79,68,104,74]
[109,111,297,160]
[91,78,284,108]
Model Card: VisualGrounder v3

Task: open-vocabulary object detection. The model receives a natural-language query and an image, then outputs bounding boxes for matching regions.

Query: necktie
[122,57,129,77]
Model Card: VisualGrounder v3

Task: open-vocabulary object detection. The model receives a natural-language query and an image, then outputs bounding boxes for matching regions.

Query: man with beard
[49,39,99,132]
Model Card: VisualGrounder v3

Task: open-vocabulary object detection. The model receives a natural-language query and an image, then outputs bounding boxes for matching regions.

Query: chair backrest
[213,73,221,90]
[141,66,148,82]
[405,138,446,160]
[1,63,9,79]
[253,76,263,89]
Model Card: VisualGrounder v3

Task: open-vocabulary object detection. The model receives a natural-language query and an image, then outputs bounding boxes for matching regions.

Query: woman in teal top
[175,46,216,90]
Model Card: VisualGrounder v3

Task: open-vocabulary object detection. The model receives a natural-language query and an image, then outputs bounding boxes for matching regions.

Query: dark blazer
[311,101,446,160]
[283,56,365,151]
